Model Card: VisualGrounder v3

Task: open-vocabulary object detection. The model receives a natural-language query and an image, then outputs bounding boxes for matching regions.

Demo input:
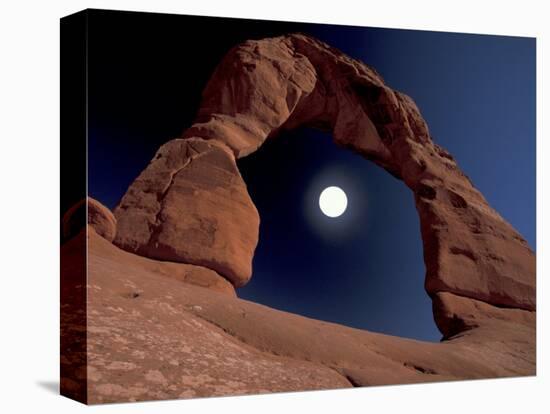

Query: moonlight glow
[319,186,348,218]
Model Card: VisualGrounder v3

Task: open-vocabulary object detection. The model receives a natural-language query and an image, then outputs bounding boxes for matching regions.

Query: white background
[0,0,547,412]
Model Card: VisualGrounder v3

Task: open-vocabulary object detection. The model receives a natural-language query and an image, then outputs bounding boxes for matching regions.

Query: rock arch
[113,34,535,339]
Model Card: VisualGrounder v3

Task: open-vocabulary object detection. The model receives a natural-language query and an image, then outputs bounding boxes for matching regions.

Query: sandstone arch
[113,34,535,339]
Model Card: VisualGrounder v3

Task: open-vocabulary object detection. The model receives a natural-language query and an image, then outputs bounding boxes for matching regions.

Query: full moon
[319,186,348,218]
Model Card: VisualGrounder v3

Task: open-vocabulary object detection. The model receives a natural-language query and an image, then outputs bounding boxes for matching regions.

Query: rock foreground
[61,34,536,404]
[61,228,534,404]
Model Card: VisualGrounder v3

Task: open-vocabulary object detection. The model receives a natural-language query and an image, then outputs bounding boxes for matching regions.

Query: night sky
[87,9,536,342]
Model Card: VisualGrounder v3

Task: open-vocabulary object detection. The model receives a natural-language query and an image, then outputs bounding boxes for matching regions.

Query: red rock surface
[113,138,259,287]
[78,229,534,403]
[92,226,235,297]
[62,197,117,242]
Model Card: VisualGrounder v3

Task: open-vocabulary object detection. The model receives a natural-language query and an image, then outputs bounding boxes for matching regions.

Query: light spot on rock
[106,361,138,371]
[96,383,124,396]
[178,389,197,398]
[88,326,112,334]
[145,369,167,385]
[88,366,102,382]
[132,350,146,359]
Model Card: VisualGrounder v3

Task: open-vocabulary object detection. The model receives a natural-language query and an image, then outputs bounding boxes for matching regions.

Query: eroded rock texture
[113,138,259,287]
[86,230,351,403]
[82,230,534,403]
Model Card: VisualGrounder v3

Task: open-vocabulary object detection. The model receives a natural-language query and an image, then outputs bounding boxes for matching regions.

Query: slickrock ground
[61,34,536,404]
[61,228,534,404]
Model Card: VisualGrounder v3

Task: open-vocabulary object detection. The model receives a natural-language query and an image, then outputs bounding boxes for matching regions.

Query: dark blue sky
[87,10,535,342]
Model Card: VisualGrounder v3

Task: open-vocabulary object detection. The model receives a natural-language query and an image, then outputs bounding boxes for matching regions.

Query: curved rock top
[114,33,535,338]
[62,197,117,242]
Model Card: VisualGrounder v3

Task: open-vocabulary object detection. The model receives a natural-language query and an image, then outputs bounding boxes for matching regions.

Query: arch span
[113,34,535,339]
